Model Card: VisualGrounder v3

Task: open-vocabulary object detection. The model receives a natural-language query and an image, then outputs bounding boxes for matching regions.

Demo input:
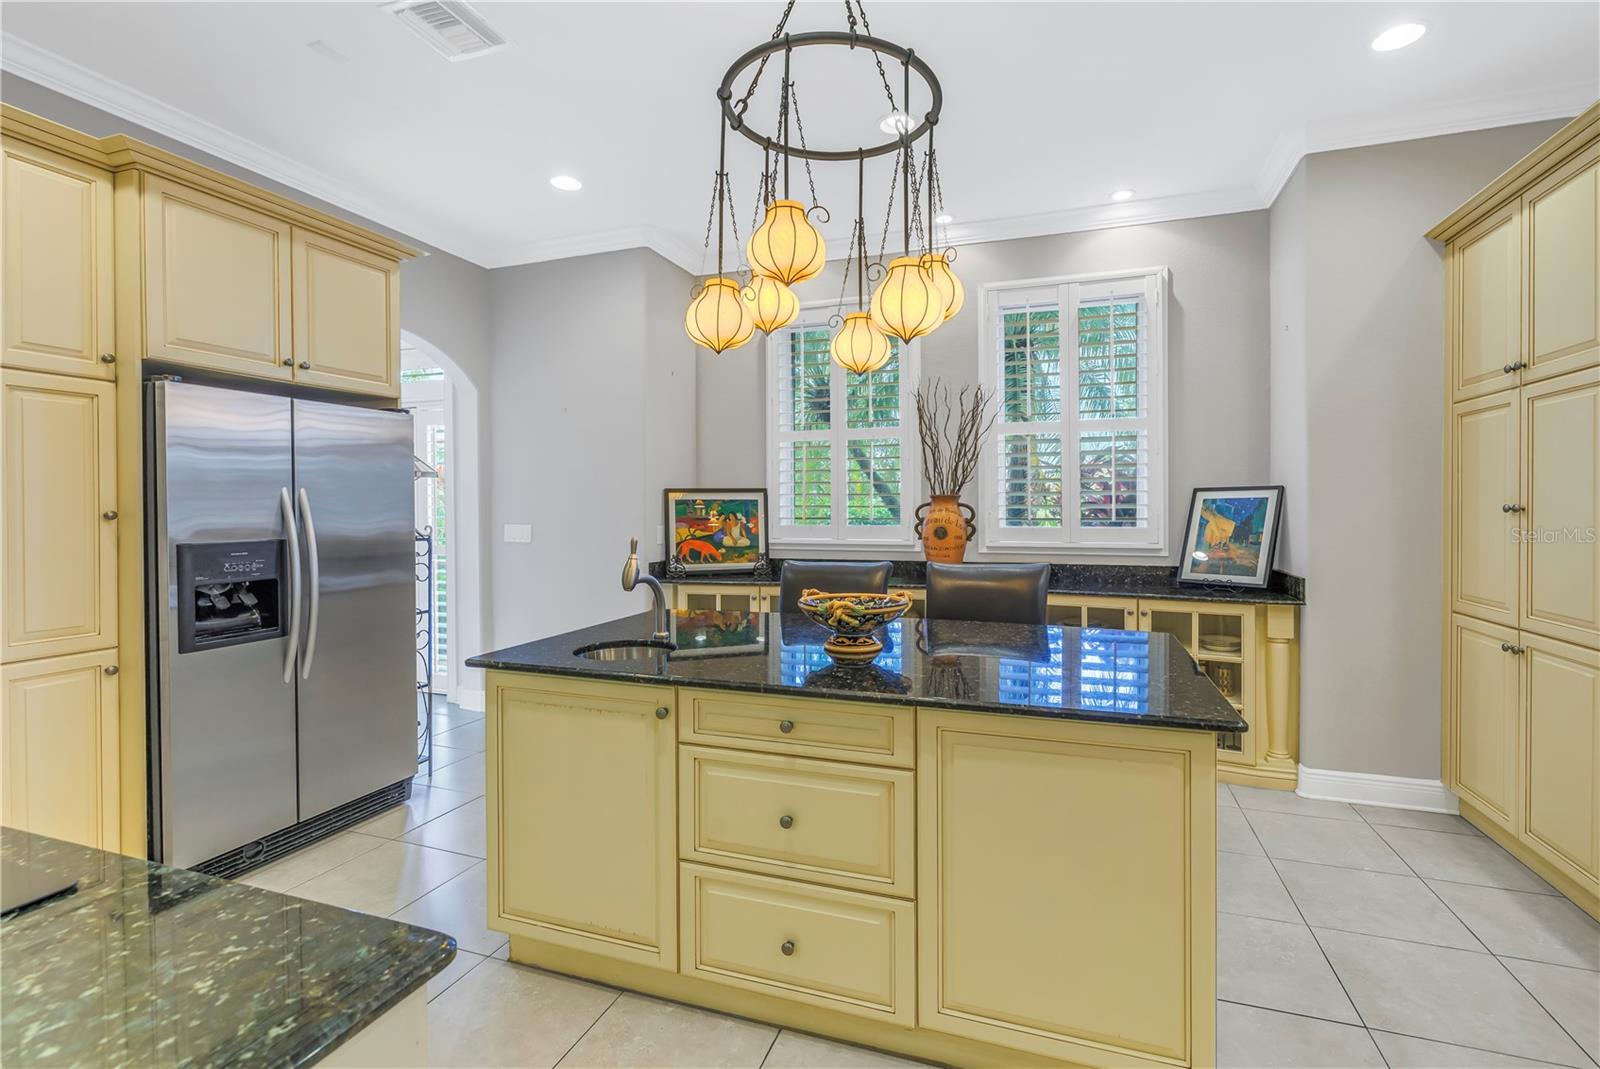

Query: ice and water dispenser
[175,540,286,654]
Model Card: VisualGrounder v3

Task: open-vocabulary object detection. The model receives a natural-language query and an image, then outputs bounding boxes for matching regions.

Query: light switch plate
[503,523,532,544]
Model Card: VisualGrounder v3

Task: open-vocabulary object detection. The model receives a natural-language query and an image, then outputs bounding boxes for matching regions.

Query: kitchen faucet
[622,538,671,642]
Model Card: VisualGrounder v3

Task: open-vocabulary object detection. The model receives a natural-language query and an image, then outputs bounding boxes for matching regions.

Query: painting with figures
[1177,486,1283,588]
[665,489,769,574]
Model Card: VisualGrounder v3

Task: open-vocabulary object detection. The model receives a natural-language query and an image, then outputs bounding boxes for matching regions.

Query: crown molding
[0,32,491,264]
[5,29,1593,272]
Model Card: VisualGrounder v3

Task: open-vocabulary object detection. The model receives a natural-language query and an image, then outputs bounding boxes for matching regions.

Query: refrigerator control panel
[176,540,287,654]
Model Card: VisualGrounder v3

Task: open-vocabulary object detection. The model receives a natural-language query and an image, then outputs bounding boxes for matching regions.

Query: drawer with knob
[678,862,914,1027]
[678,688,914,768]
[679,746,914,897]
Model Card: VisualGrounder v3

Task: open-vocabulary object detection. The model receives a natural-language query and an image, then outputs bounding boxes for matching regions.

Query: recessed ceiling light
[1371,23,1425,51]
[878,111,911,135]
[1110,189,1135,202]
[935,213,953,225]
[550,175,583,192]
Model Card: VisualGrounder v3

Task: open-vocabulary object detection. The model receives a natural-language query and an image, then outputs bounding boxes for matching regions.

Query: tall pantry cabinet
[0,105,413,855]
[1432,102,1600,921]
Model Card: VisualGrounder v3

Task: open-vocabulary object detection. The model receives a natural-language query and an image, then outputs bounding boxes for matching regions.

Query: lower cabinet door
[0,648,119,850]
[1521,634,1600,895]
[678,862,914,1027]
[487,675,676,970]
[1450,615,1522,832]
[917,709,1213,1068]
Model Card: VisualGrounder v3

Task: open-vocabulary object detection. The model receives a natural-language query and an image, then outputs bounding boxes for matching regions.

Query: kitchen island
[0,828,454,1067]
[470,611,1244,1069]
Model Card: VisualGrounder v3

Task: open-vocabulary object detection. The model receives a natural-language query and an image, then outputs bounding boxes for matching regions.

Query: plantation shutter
[982,271,1166,552]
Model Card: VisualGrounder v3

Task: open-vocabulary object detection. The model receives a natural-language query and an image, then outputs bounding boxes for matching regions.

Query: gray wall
[698,212,1273,566]
[1272,120,1567,782]
[487,249,697,647]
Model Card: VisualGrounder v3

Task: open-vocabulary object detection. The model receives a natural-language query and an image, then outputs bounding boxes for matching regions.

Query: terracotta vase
[914,494,977,563]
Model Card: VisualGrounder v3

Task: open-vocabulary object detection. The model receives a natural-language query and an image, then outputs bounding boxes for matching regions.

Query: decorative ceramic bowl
[794,589,913,665]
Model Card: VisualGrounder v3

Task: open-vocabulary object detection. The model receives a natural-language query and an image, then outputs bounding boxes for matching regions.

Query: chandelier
[683,0,961,371]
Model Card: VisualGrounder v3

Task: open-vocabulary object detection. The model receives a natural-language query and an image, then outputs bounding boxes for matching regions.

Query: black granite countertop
[0,828,455,1068]
[468,610,1249,734]
[650,559,1306,606]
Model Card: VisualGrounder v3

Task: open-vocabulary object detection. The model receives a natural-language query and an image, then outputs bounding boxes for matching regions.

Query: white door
[403,366,449,695]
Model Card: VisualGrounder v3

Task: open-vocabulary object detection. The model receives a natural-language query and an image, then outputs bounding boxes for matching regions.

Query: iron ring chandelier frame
[719,31,942,162]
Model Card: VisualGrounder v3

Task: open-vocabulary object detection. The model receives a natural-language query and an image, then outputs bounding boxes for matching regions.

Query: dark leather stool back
[778,560,894,613]
[924,562,1050,625]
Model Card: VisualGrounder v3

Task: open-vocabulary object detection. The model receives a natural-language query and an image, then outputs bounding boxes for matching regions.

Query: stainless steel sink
[573,640,675,661]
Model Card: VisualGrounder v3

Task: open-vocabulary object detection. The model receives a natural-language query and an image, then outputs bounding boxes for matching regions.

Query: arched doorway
[400,330,485,712]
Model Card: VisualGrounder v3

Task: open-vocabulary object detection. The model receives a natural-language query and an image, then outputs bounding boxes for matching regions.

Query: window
[979,269,1168,553]
[767,312,919,548]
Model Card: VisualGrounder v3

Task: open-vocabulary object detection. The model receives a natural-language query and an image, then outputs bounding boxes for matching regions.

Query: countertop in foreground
[469,610,1248,734]
[0,828,455,1068]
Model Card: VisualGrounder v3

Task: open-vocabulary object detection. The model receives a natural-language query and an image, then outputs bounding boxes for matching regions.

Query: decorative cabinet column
[1263,605,1298,770]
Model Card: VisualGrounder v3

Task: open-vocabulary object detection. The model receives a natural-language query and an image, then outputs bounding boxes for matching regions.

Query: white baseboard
[456,688,486,713]
[1296,765,1458,814]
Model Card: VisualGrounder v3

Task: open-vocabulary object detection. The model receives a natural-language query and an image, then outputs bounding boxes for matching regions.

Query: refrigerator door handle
[280,487,303,683]
[297,487,321,679]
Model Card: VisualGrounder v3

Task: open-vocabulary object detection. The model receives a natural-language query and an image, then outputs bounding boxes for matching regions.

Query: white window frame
[977,267,1169,556]
[766,301,922,552]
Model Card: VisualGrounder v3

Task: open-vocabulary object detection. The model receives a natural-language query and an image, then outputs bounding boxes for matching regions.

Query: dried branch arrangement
[915,380,997,498]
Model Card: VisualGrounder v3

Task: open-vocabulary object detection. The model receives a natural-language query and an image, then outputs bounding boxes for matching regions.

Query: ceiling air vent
[386,0,506,61]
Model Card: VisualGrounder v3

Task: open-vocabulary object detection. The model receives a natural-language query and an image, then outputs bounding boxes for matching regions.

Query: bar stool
[777,560,894,613]
[924,562,1050,625]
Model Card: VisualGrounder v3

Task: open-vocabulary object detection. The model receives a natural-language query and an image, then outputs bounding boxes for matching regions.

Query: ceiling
[4,2,1595,272]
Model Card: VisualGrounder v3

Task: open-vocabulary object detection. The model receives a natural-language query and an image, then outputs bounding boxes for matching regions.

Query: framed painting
[1177,486,1284,588]
[664,488,769,574]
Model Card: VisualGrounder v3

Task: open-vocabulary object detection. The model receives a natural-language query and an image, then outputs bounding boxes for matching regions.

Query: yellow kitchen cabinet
[1451,202,1524,400]
[140,174,293,381]
[678,861,915,1027]
[485,674,677,971]
[1,369,117,663]
[0,138,115,380]
[1520,370,1599,648]
[1520,633,1599,898]
[916,709,1214,1069]
[1449,614,1522,833]
[674,583,770,614]
[1,648,120,851]
[1451,391,1521,628]
[1523,142,1599,384]
[290,228,400,396]
[1046,593,1137,629]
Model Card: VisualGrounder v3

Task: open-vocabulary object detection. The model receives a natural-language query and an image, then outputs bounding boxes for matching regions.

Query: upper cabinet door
[291,229,400,397]
[1,139,115,380]
[142,175,292,379]
[1520,633,1599,895]
[1452,203,1523,401]
[1450,614,1522,833]
[1452,393,1520,628]
[1,370,118,664]
[1521,370,1600,648]
[1524,143,1599,384]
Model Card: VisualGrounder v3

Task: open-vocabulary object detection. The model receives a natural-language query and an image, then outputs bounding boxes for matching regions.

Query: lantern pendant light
[869,59,948,344]
[748,51,826,285]
[832,150,894,374]
[920,148,964,321]
[742,273,799,334]
[685,107,755,353]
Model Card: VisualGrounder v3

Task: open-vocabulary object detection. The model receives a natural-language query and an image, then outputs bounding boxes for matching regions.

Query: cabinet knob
[778,719,794,734]
[1141,609,1150,617]
[282,357,294,367]
[655,706,669,720]
[298,361,311,370]
[780,940,795,956]
[103,665,119,676]
[1501,503,1525,513]
[99,353,115,364]
[1509,644,1525,655]
[102,510,118,521]
[778,814,794,829]
[1502,361,1527,373]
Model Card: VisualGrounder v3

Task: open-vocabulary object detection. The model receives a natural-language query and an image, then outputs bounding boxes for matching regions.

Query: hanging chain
[701,167,721,253]
[845,0,899,115]
[787,81,821,208]
[732,0,798,117]
[875,148,900,263]
[834,215,860,313]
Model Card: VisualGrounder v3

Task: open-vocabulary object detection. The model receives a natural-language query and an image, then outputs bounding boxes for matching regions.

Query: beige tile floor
[238,705,1600,1068]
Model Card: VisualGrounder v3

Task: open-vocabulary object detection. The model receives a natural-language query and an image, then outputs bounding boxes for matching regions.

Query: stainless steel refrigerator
[145,380,417,870]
